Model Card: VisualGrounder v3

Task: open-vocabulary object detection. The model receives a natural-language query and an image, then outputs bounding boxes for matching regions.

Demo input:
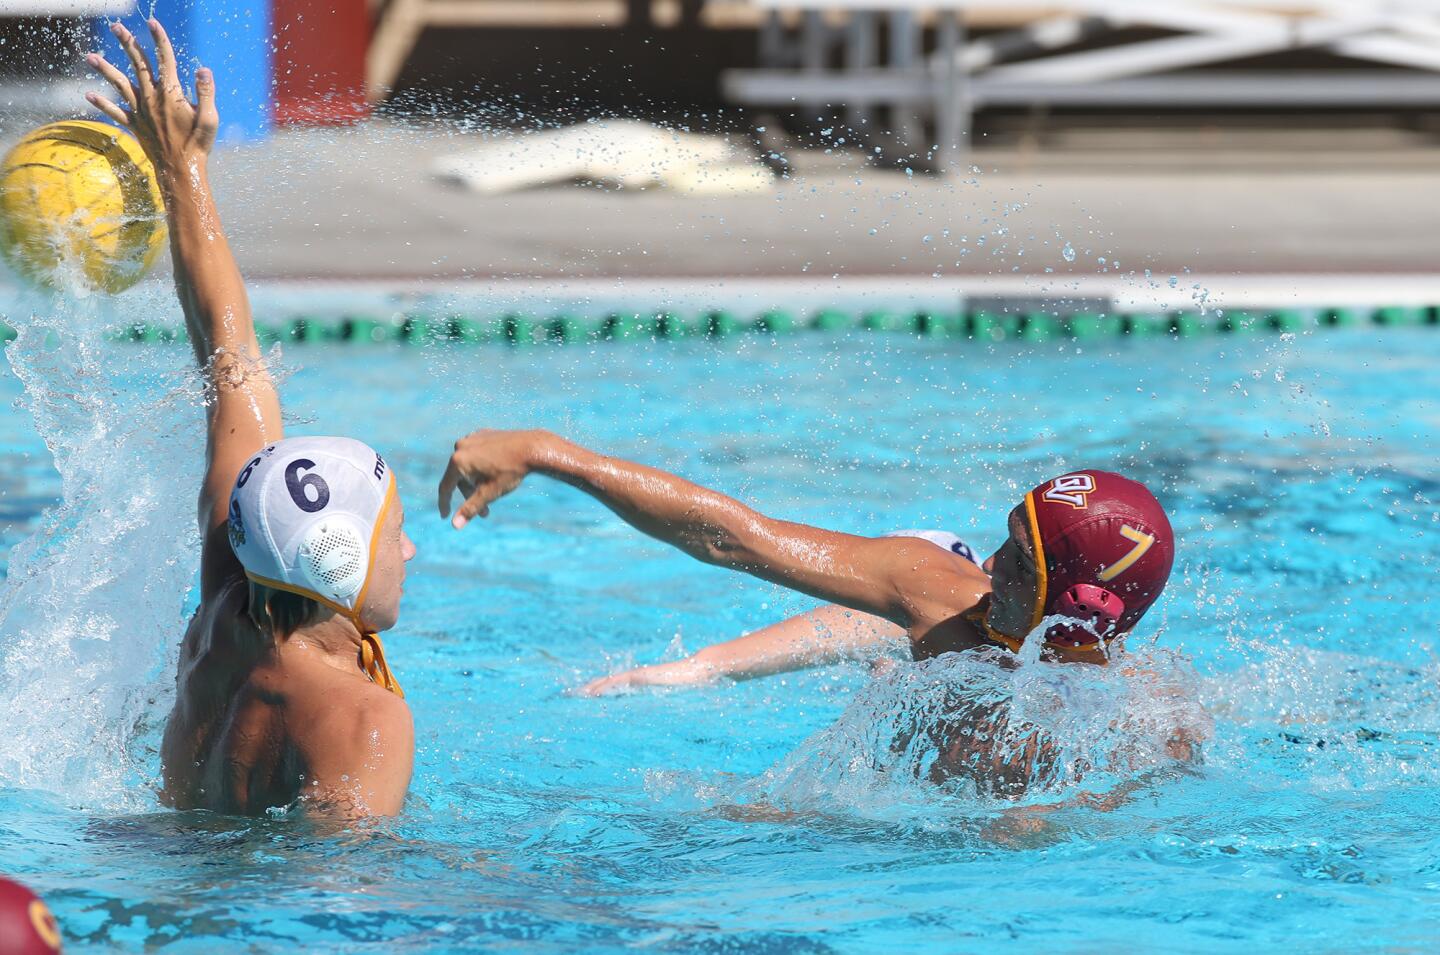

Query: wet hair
[247,580,328,638]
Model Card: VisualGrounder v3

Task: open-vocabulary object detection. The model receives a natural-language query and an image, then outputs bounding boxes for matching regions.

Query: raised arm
[87,20,281,596]
[439,429,989,631]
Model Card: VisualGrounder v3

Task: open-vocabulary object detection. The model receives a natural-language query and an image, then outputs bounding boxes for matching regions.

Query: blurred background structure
[1,0,1439,294]
[725,0,1440,168]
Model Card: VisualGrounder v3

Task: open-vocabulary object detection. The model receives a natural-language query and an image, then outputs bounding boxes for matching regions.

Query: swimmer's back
[160,577,411,815]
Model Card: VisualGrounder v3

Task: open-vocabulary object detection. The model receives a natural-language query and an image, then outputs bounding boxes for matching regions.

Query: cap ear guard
[297,515,369,604]
[1048,584,1125,647]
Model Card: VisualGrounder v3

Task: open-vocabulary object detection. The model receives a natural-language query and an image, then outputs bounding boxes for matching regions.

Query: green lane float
[860,310,908,332]
[91,303,1440,347]
[1320,307,1362,328]
[1221,310,1261,333]
[1167,312,1205,336]
[704,310,741,337]
[547,314,583,343]
[811,308,852,331]
[1268,310,1304,332]
[1066,312,1121,338]
[754,310,797,333]
[1375,305,1425,327]
[1019,313,1057,342]
[1122,313,1164,335]
[916,311,963,337]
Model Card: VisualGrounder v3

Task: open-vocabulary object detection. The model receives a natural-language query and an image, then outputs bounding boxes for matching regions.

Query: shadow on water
[62,804,812,952]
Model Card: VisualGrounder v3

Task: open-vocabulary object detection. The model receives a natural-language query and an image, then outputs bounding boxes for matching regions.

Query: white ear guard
[297,515,369,603]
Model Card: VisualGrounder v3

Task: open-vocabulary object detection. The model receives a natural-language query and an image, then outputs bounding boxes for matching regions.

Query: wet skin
[161,507,417,816]
[907,505,1048,663]
[87,17,421,818]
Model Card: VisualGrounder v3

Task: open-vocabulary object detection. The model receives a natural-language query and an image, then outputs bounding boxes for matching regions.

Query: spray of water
[0,279,201,810]
[748,636,1210,818]
[1202,642,1440,792]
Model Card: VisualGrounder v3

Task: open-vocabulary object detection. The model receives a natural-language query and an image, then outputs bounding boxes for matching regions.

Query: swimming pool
[0,297,1437,952]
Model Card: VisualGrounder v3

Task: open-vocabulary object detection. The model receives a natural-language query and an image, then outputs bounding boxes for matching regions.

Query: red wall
[272,0,370,126]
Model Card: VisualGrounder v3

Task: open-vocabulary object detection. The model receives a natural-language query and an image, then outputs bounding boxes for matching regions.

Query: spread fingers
[147,18,181,90]
[84,53,137,109]
[109,21,154,96]
[84,91,131,127]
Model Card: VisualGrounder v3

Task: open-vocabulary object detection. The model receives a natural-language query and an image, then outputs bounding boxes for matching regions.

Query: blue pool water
[0,297,1438,952]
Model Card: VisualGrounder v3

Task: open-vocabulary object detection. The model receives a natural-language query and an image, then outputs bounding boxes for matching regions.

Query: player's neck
[908,614,991,660]
[280,614,366,672]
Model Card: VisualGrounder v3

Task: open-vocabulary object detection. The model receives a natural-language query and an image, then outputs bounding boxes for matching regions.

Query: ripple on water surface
[0,291,1438,951]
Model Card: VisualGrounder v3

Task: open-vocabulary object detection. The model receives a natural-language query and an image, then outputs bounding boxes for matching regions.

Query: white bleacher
[723,0,1440,170]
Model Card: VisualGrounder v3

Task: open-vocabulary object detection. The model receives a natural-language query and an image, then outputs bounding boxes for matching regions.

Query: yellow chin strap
[982,623,1025,655]
[246,573,407,698]
[975,491,1108,664]
[359,630,404,697]
[1023,490,1049,634]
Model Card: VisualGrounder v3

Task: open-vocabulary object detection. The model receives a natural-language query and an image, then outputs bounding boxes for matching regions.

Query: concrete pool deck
[200,121,1440,291]
[4,115,1440,314]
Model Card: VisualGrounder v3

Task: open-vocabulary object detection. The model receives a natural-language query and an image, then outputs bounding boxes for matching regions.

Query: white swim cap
[884,529,982,567]
[227,436,396,616]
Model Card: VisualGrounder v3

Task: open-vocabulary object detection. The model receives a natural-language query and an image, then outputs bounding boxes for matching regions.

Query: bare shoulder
[873,535,989,619]
[288,672,414,817]
[867,532,988,579]
[200,518,250,604]
[175,574,263,683]
[294,675,413,755]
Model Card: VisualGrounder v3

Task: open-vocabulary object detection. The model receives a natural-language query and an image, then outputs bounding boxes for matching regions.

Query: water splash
[748,642,1209,817]
[0,280,201,811]
[1203,644,1440,792]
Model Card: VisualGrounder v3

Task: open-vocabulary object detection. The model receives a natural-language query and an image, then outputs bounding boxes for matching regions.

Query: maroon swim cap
[1001,470,1174,653]
[0,877,62,954]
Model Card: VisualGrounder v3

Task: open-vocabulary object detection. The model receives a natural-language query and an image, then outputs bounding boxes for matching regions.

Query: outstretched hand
[85,18,218,173]
[438,429,549,529]
[575,657,718,697]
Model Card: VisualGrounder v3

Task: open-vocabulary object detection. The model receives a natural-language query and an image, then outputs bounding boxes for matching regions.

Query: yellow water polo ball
[0,120,166,294]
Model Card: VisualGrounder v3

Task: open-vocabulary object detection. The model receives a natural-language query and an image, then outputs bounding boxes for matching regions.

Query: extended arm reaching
[438,429,989,632]
[87,20,281,595]
[579,604,907,695]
